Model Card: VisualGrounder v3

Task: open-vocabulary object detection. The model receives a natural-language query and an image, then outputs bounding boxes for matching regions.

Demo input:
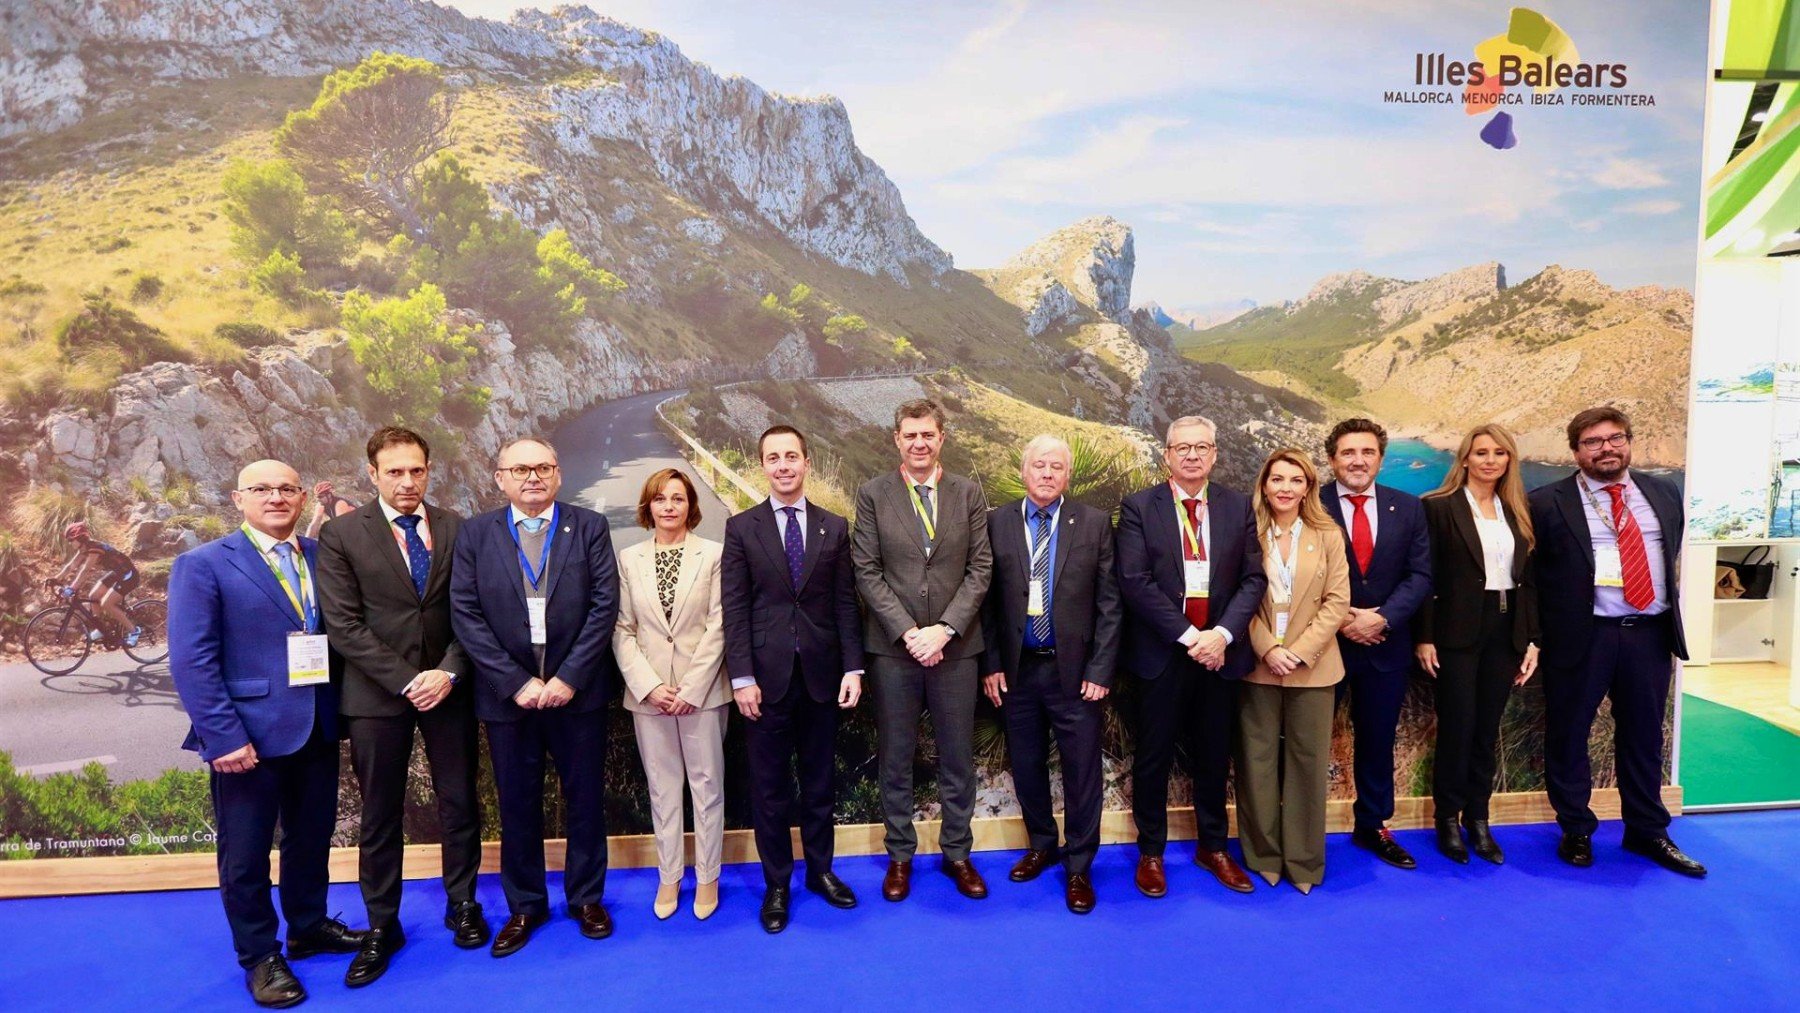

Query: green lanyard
[1173,482,1208,557]
[906,472,939,541]
[241,522,312,623]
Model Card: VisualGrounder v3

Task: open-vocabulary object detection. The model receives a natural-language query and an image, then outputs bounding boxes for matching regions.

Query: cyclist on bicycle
[52,521,142,648]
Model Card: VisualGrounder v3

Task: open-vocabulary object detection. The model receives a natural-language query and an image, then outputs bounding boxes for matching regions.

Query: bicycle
[23,582,169,676]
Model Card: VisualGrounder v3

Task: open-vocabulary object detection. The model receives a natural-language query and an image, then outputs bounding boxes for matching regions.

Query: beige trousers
[1235,682,1335,886]
[632,705,728,885]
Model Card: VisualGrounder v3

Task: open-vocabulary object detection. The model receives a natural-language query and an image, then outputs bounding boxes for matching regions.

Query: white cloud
[1618,198,1684,215]
[957,0,1030,55]
[1592,157,1671,189]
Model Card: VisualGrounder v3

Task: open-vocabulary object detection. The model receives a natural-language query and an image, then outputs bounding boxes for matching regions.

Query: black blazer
[316,499,470,719]
[1413,491,1539,653]
[979,498,1123,693]
[721,499,863,705]
[1114,482,1265,680]
[1528,472,1688,664]
[1322,482,1434,673]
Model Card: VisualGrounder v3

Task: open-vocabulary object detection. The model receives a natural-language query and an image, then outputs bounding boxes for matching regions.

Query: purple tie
[782,507,804,590]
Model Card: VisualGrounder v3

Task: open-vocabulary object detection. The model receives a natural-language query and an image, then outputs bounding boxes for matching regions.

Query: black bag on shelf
[1718,546,1776,600]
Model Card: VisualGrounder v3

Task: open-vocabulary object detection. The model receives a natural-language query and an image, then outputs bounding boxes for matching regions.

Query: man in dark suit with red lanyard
[1529,406,1704,877]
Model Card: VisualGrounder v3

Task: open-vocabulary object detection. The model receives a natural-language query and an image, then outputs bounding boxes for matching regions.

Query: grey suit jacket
[851,469,992,660]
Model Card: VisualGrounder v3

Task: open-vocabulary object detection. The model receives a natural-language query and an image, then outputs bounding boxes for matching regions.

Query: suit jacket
[614,535,728,715]
[448,500,620,722]
[722,499,863,704]
[1414,491,1540,653]
[851,470,992,660]
[1246,521,1351,687]
[1322,482,1433,673]
[168,529,338,761]
[1528,471,1688,664]
[1115,482,1267,680]
[979,498,1122,693]
[316,499,470,719]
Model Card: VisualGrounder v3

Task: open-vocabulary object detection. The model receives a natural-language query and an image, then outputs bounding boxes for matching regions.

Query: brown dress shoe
[1135,855,1167,897]
[882,860,912,902]
[1195,848,1255,893]
[489,911,549,958]
[1009,849,1057,882]
[574,903,613,940]
[1065,873,1096,914]
[943,858,988,899]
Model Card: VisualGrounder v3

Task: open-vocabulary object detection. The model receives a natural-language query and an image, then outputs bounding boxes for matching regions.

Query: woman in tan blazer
[614,468,729,920]
[1238,448,1351,894]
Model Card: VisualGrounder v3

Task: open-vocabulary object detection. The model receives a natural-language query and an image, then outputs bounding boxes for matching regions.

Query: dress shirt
[378,497,432,563]
[1577,471,1670,616]
[1022,496,1062,649]
[240,523,316,619]
[1333,481,1380,545]
[1170,480,1235,648]
[1463,488,1516,591]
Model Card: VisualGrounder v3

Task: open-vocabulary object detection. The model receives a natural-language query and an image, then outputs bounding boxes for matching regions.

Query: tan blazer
[614,535,728,715]
[1246,521,1351,688]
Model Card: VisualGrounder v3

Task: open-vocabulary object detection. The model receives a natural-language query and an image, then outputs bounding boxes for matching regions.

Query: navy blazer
[1528,471,1688,665]
[1115,482,1266,680]
[168,529,338,762]
[721,499,863,705]
[1322,482,1433,673]
[449,501,620,722]
[980,498,1123,693]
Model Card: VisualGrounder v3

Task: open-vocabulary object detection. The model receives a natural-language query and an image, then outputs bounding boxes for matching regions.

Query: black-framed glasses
[501,463,560,481]
[1167,442,1216,458]
[1577,433,1631,451]
[238,484,304,500]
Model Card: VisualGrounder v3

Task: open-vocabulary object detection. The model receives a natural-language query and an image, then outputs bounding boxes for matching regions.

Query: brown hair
[1252,448,1337,540]
[759,424,809,458]
[636,468,702,530]
[1325,418,1387,458]
[1426,423,1535,551]
[366,426,430,465]
[1566,405,1632,449]
[893,398,948,433]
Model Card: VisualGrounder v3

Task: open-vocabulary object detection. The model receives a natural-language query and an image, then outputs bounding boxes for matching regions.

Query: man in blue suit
[169,459,366,1009]
[1321,419,1433,870]
[450,436,621,956]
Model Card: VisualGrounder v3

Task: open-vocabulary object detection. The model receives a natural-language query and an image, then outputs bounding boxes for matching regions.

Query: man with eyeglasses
[1115,416,1266,897]
[449,437,622,954]
[168,460,367,1008]
[1529,406,1703,877]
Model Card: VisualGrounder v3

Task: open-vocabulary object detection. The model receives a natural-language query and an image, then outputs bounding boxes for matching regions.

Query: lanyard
[241,523,316,630]
[507,504,560,590]
[1173,483,1208,557]
[1023,500,1058,570]
[905,469,940,541]
[1266,519,1302,601]
[1577,476,1624,536]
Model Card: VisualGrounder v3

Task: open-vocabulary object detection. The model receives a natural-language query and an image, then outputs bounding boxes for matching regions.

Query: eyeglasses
[238,484,304,500]
[1577,433,1631,451]
[500,464,560,481]
[1167,442,1216,458]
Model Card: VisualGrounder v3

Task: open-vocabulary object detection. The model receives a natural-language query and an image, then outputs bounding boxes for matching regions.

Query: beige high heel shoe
[1258,870,1280,887]
[653,882,679,920]
[693,879,719,921]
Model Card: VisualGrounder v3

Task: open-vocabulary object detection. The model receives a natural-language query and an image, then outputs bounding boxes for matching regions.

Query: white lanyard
[1022,500,1057,569]
[1267,519,1302,603]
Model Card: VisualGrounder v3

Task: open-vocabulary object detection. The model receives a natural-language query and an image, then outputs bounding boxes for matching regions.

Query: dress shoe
[575,902,614,939]
[1351,827,1418,870]
[943,858,989,899]
[1135,855,1167,898]
[1623,833,1708,878]
[1435,818,1469,864]
[445,901,489,949]
[1009,848,1057,883]
[246,953,306,1009]
[1195,848,1255,893]
[286,916,367,960]
[1558,832,1594,868]
[1465,819,1504,865]
[694,880,719,921]
[805,871,858,909]
[882,860,912,902]
[1065,872,1096,914]
[489,910,549,958]
[653,883,679,920]
[344,925,405,989]
[760,885,791,934]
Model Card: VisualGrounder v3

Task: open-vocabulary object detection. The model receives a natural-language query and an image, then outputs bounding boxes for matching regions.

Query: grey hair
[1019,433,1072,472]
[1164,415,1218,444]
[496,436,559,468]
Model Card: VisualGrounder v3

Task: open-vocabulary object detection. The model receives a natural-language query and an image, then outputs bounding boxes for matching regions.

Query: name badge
[287,633,330,687]
[1027,578,1046,617]
[1274,606,1291,644]
[1595,546,1625,588]
[1184,559,1210,598]
[528,597,548,645]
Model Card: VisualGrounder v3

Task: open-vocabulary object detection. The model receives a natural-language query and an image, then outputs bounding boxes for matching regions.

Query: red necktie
[1183,497,1209,629]
[1604,483,1656,611]
[1347,494,1374,575]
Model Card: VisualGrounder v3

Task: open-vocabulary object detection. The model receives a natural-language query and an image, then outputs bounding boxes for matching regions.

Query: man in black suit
[1116,415,1265,896]
[449,436,622,955]
[981,434,1121,914]
[723,425,865,934]
[317,427,486,987]
[1320,419,1433,870]
[1529,406,1704,877]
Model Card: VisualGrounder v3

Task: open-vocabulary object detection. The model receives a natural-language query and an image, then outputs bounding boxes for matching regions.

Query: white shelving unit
[1681,540,1800,667]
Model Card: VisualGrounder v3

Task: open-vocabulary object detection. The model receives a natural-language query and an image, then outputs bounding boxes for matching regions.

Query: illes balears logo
[1385,6,1657,150]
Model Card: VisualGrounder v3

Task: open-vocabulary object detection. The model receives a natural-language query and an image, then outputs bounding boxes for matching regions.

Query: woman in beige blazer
[614,468,729,920]
[1238,448,1351,894]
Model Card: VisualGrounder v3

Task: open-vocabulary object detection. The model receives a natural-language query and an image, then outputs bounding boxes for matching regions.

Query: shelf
[1715,597,1776,606]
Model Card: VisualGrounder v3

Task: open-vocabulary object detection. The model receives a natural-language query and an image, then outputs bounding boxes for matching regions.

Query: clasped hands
[403,669,455,711]
[1262,644,1306,678]
[512,676,576,710]
[1186,629,1227,670]
[1339,607,1388,646]
[903,624,951,667]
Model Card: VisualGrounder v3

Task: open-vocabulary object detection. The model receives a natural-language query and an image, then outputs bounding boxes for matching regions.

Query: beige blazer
[1246,521,1351,688]
[614,535,728,714]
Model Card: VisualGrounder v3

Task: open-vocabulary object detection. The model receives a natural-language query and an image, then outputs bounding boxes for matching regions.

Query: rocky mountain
[1139,299,1258,331]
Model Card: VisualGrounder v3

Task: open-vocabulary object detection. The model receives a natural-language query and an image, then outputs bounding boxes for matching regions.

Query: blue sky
[453,1,1709,308]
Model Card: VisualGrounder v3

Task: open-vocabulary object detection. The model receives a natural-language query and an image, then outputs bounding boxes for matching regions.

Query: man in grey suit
[852,398,994,903]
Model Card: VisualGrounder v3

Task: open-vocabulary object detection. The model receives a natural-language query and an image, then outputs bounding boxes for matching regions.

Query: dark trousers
[347,699,482,929]
[209,725,338,968]
[871,653,978,861]
[1131,656,1237,854]
[1433,592,1521,821]
[1544,615,1674,837]
[485,708,609,915]
[744,665,840,885]
[1003,651,1103,873]
[1338,650,1410,830]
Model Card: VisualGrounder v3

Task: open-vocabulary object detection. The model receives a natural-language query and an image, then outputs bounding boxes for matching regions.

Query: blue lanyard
[507,505,560,590]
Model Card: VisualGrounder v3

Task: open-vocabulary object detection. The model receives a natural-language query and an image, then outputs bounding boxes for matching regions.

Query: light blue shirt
[1577,472,1670,617]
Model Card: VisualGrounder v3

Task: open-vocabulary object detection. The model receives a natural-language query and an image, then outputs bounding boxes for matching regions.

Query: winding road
[553,388,733,548]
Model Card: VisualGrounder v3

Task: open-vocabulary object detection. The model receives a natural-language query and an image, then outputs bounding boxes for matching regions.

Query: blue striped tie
[1028,508,1053,646]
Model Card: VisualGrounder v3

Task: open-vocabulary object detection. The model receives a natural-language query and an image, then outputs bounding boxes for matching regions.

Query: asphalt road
[553,388,733,549]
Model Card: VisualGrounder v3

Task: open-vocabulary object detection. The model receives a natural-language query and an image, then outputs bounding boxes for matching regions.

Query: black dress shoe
[574,902,613,939]
[246,953,306,1009]
[344,925,405,988]
[1465,820,1504,865]
[1558,833,1594,867]
[1009,848,1057,882]
[1623,833,1708,878]
[286,916,367,960]
[490,911,549,958]
[1435,818,1469,864]
[805,871,858,909]
[760,885,791,934]
[1351,827,1418,870]
[445,901,490,949]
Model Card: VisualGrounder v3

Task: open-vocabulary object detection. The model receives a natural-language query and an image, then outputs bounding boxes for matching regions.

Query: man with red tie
[1529,406,1703,877]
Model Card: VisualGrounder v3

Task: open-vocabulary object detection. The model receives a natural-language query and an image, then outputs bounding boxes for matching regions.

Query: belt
[1593,612,1669,628]
[1021,646,1057,657]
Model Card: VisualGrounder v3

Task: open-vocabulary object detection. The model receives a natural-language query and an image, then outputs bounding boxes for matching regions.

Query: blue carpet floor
[3,812,1797,1011]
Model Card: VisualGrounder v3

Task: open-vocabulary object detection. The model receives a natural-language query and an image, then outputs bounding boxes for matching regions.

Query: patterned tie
[394,513,431,597]
[781,506,804,591]
[1604,484,1656,611]
[1183,497,1209,629]
[1028,508,1054,646]
[1347,494,1374,575]
[271,541,308,627]
[915,484,935,553]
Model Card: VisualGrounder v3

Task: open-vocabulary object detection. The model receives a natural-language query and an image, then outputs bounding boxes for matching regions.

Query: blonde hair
[1252,448,1336,540]
[1426,423,1535,552]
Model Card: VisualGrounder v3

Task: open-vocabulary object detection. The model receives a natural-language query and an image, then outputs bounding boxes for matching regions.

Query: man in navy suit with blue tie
[169,459,366,1008]
[1320,419,1433,870]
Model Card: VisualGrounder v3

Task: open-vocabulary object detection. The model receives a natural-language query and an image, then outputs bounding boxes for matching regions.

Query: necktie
[1028,508,1054,647]
[1183,497,1209,629]
[394,513,431,597]
[1604,484,1656,611]
[781,506,804,591]
[915,484,935,552]
[519,516,547,534]
[1347,494,1374,575]
[271,541,308,628]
